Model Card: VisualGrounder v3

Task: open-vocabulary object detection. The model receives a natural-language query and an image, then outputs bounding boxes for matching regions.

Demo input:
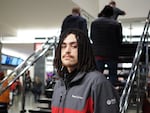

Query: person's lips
[63,55,72,59]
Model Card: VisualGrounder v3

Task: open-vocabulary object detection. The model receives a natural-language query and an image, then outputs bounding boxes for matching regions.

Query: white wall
[99,0,150,19]
[73,0,150,19]
[2,43,34,60]
[72,0,99,18]
[0,0,77,30]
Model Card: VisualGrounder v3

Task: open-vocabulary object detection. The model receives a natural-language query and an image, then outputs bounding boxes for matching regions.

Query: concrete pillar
[0,41,2,71]
[34,55,45,93]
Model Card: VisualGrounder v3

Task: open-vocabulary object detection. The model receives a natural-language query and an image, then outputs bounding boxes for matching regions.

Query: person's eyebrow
[62,41,77,45]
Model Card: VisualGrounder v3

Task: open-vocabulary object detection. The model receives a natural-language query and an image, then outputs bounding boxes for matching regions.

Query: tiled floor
[8,91,46,113]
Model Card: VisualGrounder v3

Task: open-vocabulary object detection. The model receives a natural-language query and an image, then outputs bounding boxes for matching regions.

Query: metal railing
[0,36,57,95]
[119,10,150,113]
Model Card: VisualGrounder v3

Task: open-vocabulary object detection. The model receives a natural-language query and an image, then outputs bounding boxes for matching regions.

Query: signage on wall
[1,54,23,66]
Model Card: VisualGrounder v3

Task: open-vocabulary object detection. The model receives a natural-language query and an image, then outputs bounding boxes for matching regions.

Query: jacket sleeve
[92,80,120,113]
[90,22,94,41]
[117,22,123,45]
[81,18,88,35]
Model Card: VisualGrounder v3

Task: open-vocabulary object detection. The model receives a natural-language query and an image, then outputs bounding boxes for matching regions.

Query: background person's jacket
[51,70,119,113]
[112,7,126,20]
[91,17,123,60]
[61,14,88,35]
[0,80,10,104]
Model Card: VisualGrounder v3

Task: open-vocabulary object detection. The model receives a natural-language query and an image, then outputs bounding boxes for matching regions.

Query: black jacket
[112,7,126,20]
[90,17,123,60]
[61,14,88,35]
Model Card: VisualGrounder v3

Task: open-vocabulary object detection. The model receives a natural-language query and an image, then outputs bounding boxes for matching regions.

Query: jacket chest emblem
[72,95,83,100]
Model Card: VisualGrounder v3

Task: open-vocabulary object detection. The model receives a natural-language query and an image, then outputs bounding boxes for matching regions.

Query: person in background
[90,5,123,86]
[46,72,54,88]
[46,72,56,89]
[9,77,21,106]
[25,70,32,92]
[15,78,21,95]
[9,77,17,106]
[0,71,10,113]
[109,0,126,20]
[60,7,88,36]
[52,28,119,113]
[32,76,42,102]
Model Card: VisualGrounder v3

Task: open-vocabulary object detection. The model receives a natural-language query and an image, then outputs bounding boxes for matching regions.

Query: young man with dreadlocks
[51,28,119,113]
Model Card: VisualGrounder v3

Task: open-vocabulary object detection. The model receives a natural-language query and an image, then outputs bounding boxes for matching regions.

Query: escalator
[0,36,57,113]
[119,10,150,113]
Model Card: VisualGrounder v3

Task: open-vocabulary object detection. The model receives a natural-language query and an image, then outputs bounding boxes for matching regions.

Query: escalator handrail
[119,10,150,113]
[0,36,57,95]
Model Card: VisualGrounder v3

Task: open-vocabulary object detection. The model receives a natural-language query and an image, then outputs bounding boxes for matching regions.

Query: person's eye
[72,44,78,48]
[61,44,66,48]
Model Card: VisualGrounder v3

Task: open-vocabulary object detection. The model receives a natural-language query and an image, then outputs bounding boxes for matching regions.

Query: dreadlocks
[54,28,96,76]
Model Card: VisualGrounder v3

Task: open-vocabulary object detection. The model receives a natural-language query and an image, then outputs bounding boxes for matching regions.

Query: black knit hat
[98,5,113,17]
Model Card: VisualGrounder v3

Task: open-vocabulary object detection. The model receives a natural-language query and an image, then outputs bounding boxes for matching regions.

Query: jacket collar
[71,71,86,83]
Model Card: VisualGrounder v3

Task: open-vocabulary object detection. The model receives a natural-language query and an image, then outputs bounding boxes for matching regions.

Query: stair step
[28,109,51,113]
[38,98,52,103]
[37,106,50,110]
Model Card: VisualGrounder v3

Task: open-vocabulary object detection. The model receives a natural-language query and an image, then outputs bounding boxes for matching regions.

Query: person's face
[61,33,78,73]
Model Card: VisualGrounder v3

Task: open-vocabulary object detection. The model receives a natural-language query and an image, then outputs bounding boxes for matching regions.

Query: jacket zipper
[62,88,69,113]
[58,95,62,113]
[62,73,69,113]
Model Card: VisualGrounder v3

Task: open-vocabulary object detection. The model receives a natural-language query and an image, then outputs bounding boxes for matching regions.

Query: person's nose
[65,45,71,53]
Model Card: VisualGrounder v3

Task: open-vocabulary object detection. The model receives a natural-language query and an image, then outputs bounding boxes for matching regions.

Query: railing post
[20,72,26,113]
[136,64,141,113]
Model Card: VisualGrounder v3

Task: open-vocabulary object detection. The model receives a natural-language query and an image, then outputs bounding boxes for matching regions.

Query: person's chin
[63,63,72,67]
[63,61,76,67]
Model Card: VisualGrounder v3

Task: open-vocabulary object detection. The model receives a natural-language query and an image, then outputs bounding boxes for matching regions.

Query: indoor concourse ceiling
[0,0,149,37]
[0,0,78,36]
[0,0,78,58]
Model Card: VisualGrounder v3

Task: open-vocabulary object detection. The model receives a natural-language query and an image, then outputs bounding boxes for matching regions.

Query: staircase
[117,43,148,107]
[28,78,55,113]
[119,10,150,113]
